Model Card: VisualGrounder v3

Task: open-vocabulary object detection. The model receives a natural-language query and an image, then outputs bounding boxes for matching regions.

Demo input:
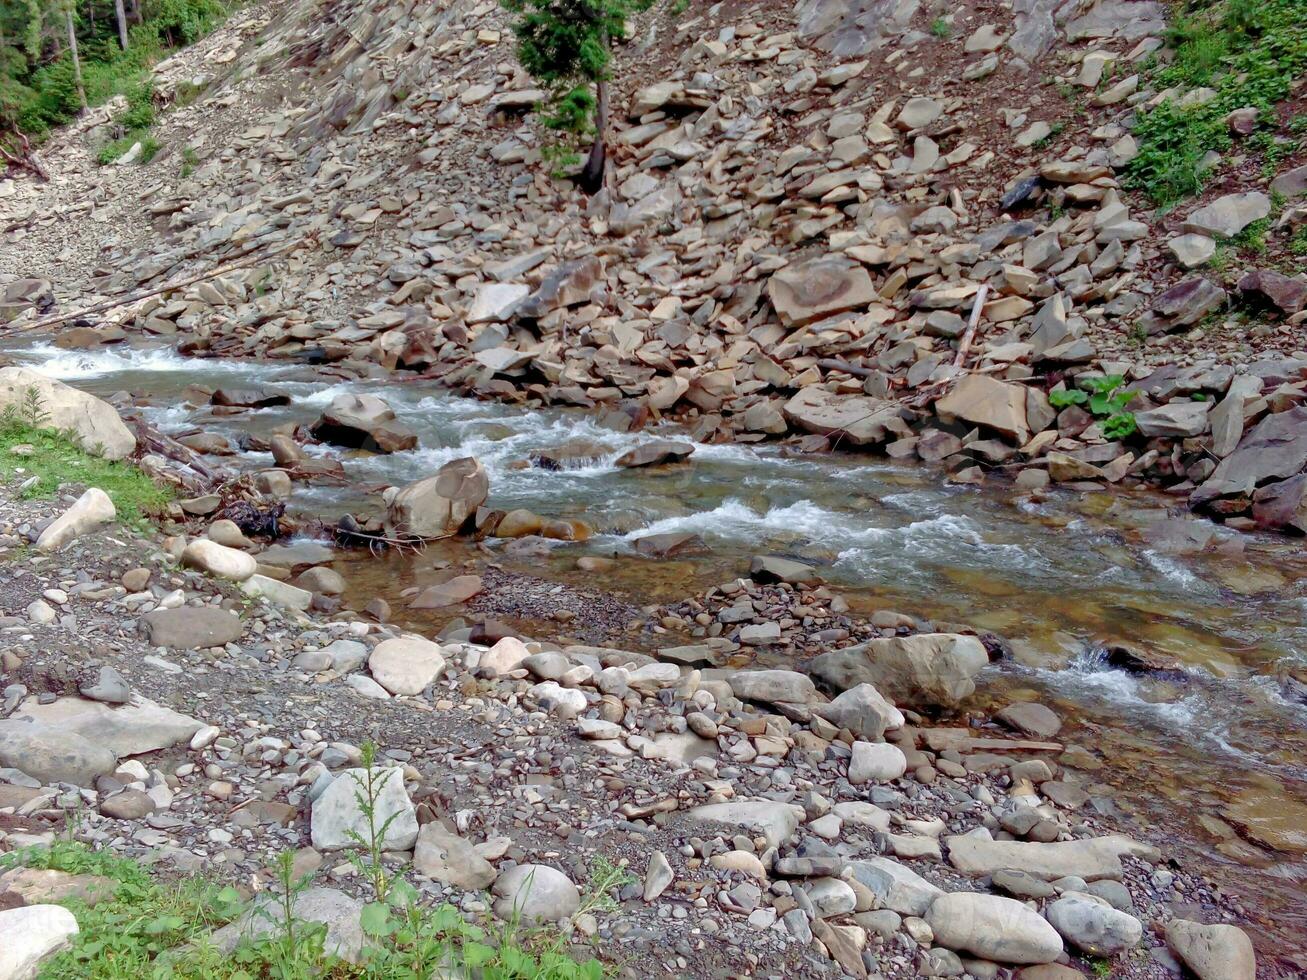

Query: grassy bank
[0,410,172,528]
[3,794,619,979]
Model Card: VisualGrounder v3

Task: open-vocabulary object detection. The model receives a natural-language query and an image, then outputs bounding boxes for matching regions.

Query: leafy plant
[344,740,406,903]
[502,0,654,187]
[1232,215,1269,253]
[1049,374,1138,440]
[930,17,950,38]
[1291,224,1307,257]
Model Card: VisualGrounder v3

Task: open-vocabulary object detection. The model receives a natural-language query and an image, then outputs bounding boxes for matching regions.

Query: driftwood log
[0,131,50,182]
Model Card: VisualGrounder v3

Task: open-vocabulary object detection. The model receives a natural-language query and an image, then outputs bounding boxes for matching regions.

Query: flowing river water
[7,339,1307,959]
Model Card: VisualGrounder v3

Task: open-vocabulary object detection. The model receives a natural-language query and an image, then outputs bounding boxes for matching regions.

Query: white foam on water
[619,498,995,556]
[1141,550,1207,591]
[279,381,358,408]
[16,343,279,381]
[140,403,194,428]
[1030,653,1207,731]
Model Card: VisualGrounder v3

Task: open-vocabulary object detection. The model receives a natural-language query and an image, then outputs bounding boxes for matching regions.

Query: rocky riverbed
[0,360,1302,979]
[2,0,1307,973]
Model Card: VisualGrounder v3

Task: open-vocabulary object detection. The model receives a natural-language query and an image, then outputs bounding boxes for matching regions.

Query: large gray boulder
[368,636,447,695]
[0,367,135,460]
[384,456,488,539]
[1165,919,1256,980]
[808,633,989,709]
[35,488,116,552]
[814,683,904,741]
[726,669,815,705]
[142,606,243,649]
[1046,892,1142,955]
[414,823,497,890]
[847,857,943,916]
[492,865,580,924]
[208,888,367,963]
[0,720,117,786]
[0,904,79,979]
[11,695,203,759]
[926,892,1063,964]
[945,834,1158,880]
[685,800,803,848]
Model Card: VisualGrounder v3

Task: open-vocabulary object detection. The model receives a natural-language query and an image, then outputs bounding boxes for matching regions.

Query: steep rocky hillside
[1,0,1305,522]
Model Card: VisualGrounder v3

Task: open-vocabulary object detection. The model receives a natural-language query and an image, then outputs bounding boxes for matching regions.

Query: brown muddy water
[10,340,1307,963]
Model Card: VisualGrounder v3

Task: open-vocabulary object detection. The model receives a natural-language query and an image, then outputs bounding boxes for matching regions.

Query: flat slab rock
[945,834,1159,881]
[143,606,243,649]
[685,799,803,848]
[782,387,903,446]
[12,694,203,758]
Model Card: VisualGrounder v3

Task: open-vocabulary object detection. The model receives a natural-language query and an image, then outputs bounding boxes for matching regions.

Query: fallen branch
[7,230,317,336]
[0,130,50,182]
[130,417,229,491]
[952,284,990,372]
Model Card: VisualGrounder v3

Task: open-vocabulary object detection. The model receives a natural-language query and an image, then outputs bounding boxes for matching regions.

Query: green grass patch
[0,402,172,529]
[4,835,623,979]
[1124,0,1306,208]
[1291,224,1307,257]
[96,130,160,165]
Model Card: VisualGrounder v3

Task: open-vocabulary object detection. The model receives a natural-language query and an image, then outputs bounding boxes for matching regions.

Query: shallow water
[9,340,1307,956]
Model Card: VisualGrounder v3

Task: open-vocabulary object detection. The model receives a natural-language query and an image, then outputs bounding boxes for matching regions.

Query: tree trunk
[66,8,87,110]
[114,0,129,49]
[577,77,608,195]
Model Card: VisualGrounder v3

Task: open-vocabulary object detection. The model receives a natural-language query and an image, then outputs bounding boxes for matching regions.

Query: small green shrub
[1232,216,1270,253]
[930,17,951,38]
[97,131,160,164]
[1291,225,1307,257]
[1049,374,1138,440]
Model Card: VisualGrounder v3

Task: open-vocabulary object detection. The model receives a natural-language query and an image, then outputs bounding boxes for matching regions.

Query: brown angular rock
[935,375,1032,444]
[309,393,417,454]
[783,388,904,446]
[1237,269,1307,315]
[767,257,877,327]
[385,457,489,539]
